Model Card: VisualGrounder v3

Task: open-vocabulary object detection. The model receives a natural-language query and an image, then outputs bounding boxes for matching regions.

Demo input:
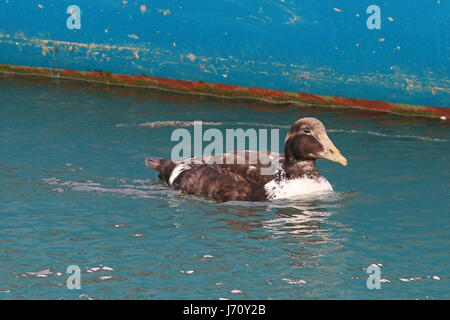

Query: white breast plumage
[264,176,333,200]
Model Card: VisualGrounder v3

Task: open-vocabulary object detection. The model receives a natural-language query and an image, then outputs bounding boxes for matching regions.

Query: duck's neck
[282,159,320,179]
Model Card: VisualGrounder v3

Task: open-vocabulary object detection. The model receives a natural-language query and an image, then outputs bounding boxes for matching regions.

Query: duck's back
[146,151,283,202]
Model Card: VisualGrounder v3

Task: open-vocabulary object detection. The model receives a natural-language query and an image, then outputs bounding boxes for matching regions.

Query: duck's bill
[320,137,348,166]
[326,149,348,166]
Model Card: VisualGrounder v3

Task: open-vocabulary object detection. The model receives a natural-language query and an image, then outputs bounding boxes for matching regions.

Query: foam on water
[116,120,223,128]
[236,122,447,142]
[117,120,447,143]
[42,177,169,199]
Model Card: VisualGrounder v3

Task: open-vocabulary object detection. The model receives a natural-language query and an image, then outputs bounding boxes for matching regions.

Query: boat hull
[0,1,448,116]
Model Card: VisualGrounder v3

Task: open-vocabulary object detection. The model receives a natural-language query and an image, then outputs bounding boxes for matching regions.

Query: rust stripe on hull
[0,63,448,119]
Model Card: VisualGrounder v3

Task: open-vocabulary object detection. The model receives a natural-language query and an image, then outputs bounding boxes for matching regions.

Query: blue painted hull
[0,0,448,107]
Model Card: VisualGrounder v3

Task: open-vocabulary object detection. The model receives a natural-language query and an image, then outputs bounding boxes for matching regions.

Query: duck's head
[284,117,347,166]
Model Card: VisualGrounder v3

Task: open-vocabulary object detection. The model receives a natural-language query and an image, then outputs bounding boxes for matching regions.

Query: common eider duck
[146,117,347,202]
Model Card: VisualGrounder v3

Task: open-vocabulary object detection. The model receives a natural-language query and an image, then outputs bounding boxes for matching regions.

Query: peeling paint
[0,33,151,61]
[157,9,171,16]
[0,30,447,111]
[128,34,139,40]
[185,53,196,62]
[284,14,301,25]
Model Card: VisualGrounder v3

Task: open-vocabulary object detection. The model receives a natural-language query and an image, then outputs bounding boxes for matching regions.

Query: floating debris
[180,270,195,274]
[139,121,222,128]
[230,289,243,294]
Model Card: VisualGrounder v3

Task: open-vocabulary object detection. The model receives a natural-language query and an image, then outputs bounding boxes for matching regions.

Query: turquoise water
[0,76,448,299]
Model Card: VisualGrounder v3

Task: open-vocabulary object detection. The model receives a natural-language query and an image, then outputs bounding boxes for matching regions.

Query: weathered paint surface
[1,63,448,118]
[0,1,448,114]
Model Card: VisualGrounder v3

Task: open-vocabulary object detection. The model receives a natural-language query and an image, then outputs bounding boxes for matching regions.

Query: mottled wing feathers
[172,165,266,202]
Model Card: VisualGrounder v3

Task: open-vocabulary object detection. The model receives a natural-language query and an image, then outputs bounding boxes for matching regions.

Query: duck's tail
[145,157,177,183]
[145,157,163,170]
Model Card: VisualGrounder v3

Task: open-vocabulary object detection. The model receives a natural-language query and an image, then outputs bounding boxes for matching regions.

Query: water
[0,75,448,299]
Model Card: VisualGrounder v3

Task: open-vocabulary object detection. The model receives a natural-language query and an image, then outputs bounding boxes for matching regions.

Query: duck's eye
[303,129,311,134]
